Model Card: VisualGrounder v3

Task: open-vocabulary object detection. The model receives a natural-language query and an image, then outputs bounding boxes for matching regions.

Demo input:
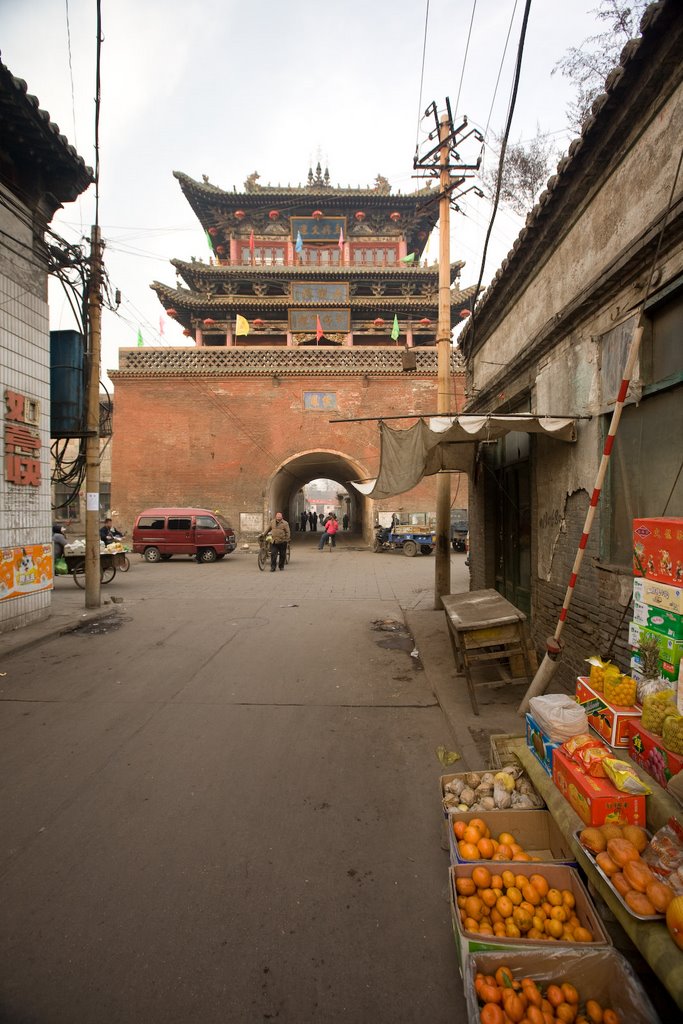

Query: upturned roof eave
[173,170,435,205]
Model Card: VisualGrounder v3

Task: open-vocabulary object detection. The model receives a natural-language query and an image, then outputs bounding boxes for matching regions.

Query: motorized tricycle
[373,523,435,557]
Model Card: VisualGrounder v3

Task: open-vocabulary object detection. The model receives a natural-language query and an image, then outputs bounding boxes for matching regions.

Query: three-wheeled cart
[63,551,128,588]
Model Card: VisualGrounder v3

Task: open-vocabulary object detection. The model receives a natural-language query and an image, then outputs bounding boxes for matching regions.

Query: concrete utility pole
[435,114,452,608]
[413,100,484,610]
[84,225,102,608]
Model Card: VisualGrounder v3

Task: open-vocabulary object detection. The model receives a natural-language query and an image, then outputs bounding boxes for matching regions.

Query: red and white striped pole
[518,320,643,713]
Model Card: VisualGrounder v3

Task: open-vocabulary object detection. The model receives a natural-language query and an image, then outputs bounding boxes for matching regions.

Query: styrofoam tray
[573,830,662,921]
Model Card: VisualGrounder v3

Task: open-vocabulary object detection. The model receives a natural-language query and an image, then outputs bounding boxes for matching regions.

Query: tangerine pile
[455,866,595,942]
[474,965,622,1024]
[453,816,539,862]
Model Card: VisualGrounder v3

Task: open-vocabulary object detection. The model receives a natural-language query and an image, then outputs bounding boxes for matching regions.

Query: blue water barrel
[50,330,85,437]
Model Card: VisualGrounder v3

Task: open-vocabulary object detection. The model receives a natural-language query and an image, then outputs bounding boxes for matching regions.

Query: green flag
[137,328,144,347]
[391,314,400,341]
[205,230,214,252]
[400,252,416,264]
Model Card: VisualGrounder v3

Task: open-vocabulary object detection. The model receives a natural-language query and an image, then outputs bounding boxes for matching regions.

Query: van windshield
[214,514,232,532]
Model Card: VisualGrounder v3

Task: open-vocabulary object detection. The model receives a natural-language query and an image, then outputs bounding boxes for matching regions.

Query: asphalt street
[0,534,486,1024]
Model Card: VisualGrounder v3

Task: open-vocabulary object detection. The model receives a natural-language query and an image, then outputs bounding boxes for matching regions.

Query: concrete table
[441,589,533,715]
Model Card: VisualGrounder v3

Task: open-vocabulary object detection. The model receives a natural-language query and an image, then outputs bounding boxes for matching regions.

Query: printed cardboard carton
[633,516,683,586]
[552,746,646,826]
[628,622,683,674]
[525,713,563,776]
[575,677,641,747]
[626,718,683,786]
[632,600,683,640]
[633,576,683,615]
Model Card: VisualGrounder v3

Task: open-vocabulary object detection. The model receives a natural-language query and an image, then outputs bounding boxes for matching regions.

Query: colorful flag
[338,226,344,249]
[400,252,416,264]
[137,328,144,347]
[205,230,214,252]
[295,230,303,254]
[316,315,323,343]
[391,314,400,341]
[236,314,250,337]
[159,316,165,338]
[249,230,255,260]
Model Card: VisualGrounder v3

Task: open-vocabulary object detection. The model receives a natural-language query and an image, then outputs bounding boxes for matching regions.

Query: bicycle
[257,534,290,571]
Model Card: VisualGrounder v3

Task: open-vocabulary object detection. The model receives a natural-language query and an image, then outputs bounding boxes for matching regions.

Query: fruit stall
[442,517,683,1021]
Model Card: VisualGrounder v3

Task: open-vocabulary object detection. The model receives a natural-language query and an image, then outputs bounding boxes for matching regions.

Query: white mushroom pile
[442,765,543,814]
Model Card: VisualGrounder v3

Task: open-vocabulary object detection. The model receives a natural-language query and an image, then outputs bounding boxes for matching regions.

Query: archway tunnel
[267,450,372,543]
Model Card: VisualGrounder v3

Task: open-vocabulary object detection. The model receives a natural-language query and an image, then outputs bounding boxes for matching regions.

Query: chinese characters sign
[290,217,346,243]
[291,282,349,304]
[4,389,41,487]
[303,392,337,411]
[288,309,351,333]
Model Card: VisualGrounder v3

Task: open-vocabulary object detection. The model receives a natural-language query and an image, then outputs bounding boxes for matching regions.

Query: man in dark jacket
[266,512,290,572]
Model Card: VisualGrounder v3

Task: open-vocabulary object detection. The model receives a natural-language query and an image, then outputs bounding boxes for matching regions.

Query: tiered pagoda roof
[151,165,473,345]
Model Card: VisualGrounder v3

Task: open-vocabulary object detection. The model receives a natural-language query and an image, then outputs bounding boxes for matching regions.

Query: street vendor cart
[63,551,128,588]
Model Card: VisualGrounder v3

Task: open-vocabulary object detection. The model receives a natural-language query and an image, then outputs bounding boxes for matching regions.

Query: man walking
[267,512,290,571]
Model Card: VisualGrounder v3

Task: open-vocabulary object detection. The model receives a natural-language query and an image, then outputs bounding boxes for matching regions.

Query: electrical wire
[483,0,519,140]
[93,0,102,227]
[414,0,431,158]
[454,0,478,119]
[466,0,533,355]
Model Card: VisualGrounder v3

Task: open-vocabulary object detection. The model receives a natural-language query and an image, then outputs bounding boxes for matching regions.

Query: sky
[1,0,607,387]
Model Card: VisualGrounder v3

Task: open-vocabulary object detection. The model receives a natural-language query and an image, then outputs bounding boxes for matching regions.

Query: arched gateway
[109,165,470,542]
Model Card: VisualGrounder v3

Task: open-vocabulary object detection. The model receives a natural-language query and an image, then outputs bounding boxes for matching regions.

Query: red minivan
[132,507,237,563]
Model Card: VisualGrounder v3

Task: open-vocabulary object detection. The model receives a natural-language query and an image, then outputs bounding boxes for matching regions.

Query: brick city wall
[109,353,467,540]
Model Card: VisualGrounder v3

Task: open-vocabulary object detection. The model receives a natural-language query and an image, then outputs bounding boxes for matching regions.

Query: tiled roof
[171,258,464,286]
[0,58,93,207]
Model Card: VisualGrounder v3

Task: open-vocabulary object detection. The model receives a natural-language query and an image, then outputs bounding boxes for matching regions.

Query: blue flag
[295,230,303,254]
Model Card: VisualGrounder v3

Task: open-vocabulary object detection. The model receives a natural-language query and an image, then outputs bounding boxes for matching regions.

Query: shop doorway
[493,433,531,616]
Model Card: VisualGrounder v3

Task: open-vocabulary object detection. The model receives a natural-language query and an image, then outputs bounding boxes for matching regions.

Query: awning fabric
[352,415,576,499]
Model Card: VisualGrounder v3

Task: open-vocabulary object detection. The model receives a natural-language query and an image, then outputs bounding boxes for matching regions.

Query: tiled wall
[0,184,53,631]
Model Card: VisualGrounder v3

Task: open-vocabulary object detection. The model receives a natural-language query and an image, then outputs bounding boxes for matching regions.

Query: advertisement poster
[0,544,53,601]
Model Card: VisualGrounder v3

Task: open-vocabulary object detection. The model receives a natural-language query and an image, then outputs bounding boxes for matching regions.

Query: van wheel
[144,547,161,563]
[160,554,173,561]
[198,548,217,563]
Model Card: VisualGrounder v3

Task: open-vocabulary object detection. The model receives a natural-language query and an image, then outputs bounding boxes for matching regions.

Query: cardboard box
[461,949,661,1024]
[633,576,683,615]
[629,652,678,683]
[627,718,683,786]
[440,771,543,819]
[628,622,683,674]
[525,713,562,776]
[449,862,611,966]
[448,808,575,866]
[575,677,641,747]
[633,599,683,640]
[633,516,683,586]
[552,746,647,826]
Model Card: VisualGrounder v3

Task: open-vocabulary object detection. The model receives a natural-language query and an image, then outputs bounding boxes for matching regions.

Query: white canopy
[352,415,577,499]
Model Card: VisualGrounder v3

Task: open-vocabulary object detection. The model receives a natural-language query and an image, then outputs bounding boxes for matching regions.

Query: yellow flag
[235,314,249,336]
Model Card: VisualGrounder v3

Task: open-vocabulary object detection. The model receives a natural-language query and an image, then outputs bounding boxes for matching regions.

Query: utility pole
[414,100,484,610]
[84,224,102,608]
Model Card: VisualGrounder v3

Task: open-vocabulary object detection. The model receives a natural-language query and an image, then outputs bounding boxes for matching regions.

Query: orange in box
[552,747,646,826]
[575,677,641,748]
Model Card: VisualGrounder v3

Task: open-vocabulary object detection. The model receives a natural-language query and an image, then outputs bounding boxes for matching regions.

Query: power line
[414,0,431,157]
[454,0,478,118]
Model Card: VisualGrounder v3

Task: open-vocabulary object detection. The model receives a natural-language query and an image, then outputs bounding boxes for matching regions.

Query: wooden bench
[442,589,534,715]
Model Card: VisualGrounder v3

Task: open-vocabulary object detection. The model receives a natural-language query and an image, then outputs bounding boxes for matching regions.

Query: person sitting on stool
[267,512,290,571]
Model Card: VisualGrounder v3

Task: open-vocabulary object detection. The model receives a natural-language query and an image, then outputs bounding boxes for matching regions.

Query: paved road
[0,535,471,1024]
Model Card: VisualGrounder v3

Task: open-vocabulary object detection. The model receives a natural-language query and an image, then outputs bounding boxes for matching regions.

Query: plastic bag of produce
[642,689,677,735]
[604,672,637,707]
[586,656,620,694]
[662,712,683,755]
[603,757,652,795]
[54,556,68,576]
[529,693,588,741]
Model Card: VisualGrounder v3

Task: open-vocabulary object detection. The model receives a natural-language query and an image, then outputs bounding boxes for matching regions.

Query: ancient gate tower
[110,165,472,540]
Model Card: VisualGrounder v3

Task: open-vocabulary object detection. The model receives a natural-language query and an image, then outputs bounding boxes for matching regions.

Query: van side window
[138,517,165,530]
[168,518,192,531]
[196,516,219,529]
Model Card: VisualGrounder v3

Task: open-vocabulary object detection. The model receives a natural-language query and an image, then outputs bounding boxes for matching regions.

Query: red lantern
[182,329,192,337]
[215,244,225,254]
[311,210,323,219]
[389,211,401,222]
[252,318,265,328]
[419,317,431,326]
[208,227,218,236]
[203,318,216,326]
[373,317,385,328]
[234,210,246,220]
[268,210,280,220]
[459,309,471,319]
[354,211,366,221]
[166,308,177,317]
